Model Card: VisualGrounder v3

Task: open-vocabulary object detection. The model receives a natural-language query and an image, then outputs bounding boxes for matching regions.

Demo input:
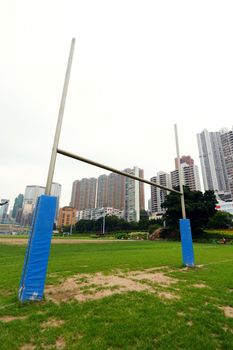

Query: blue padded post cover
[18,195,57,302]
[179,219,195,267]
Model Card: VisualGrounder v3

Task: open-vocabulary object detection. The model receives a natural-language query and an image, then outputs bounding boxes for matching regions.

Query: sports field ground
[0,240,232,349]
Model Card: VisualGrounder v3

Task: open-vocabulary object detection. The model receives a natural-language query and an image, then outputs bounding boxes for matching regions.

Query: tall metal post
[174,124,186,219]
[45,38,76,195]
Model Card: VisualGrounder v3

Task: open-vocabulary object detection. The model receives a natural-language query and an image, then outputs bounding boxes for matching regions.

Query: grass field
[0,240,232,349]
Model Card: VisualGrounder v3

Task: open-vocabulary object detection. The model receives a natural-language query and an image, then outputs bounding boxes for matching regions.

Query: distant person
[223,237,226,244]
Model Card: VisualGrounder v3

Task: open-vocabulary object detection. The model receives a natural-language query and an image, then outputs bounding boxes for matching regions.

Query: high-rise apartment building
[139,169,145,212]
[96,175,108,208]
[150,172,171,214]
[197,129,230,198]
[171,156,201,192]
[107,173,126,210]
[21,183,61,226]
[50,183,62,219]
[124,167,144,222]
[12,194,24,219]
[220,128,233,200]
[71,178,97,210]
[71,167,145,222]
[83,173,126,210]
[175,155,194,169]
[21,185,45,226]
[150,176,158,213]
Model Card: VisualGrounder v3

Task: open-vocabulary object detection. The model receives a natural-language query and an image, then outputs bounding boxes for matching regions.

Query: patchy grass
[0,241,232,349]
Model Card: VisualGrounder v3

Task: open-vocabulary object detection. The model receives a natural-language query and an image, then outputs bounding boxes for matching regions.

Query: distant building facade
[175,155,194,169]
[71,178,97,210]
[58,207,76,227]
[21,183,61,226]
[220,128,233,200]
[150,172,171,215]
[216,200,233,215]
[197,129,230,200]
[76,207,124,221]
[107,173,126,210]
[171,156,201,192]
[124,167,145,222]
[12,194,24,220]
[96,175,108,208]
[71,167,145,222]
[150,156,201,216]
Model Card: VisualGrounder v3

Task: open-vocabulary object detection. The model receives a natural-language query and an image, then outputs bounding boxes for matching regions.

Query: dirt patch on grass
[0,290,13,297]
[41,318,65,329]
[0,238,133,245]
[222,306,233,318]
[128,271,178,286]
[177,312,185,317]
[180,265,204,272]
[0,315,27,323]
[192,283,209,289]
[36,311,47,315]
[0,238,28,245]
[45,269,179,303]
[20,344,35,350]
[46,273,154,303]
[55,337,66,349]
[223,325,233,333]
[158,291,180,300]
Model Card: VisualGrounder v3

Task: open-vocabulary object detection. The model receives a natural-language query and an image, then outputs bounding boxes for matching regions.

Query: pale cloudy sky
[1,0,233,210]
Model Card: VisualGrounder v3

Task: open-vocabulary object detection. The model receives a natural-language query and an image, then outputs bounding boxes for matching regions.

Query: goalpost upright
[18,38,194,303]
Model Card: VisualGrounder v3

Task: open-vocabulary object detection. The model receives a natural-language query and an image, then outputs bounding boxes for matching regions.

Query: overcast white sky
[1,0,233,210]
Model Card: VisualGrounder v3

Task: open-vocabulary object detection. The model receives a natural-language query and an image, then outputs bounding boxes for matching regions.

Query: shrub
[115,232,129,239]
[128,232,149,240]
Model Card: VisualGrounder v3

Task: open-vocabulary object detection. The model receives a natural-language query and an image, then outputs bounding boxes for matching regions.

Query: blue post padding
[179,219,195,267]
[18,195,57,302]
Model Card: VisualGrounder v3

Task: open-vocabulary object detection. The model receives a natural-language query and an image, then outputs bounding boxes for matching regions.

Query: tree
[104,215,123,232]
[137,210,149,230]
[162,187,217,235]
[75,219,96,233]
[74,216,136,233]
[207,211,233,229]
[140,210,149,220]
[74,213,164,234]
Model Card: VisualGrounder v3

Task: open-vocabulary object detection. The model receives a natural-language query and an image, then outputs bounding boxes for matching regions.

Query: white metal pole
[45,38,76,195]
[174,124,186,219]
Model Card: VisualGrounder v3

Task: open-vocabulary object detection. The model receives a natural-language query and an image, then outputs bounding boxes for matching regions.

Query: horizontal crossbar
[57,148,182,195]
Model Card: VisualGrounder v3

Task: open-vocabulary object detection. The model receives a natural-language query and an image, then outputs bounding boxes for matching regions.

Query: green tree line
[61,188,233,236]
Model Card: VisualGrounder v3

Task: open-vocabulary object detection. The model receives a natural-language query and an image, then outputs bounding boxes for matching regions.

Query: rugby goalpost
[18,38,194,302]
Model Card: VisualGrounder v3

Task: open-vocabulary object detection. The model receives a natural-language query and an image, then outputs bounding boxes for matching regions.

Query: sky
[1,0,233,211]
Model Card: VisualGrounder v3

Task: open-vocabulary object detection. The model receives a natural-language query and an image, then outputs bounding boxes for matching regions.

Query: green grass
[0,241,232,349]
